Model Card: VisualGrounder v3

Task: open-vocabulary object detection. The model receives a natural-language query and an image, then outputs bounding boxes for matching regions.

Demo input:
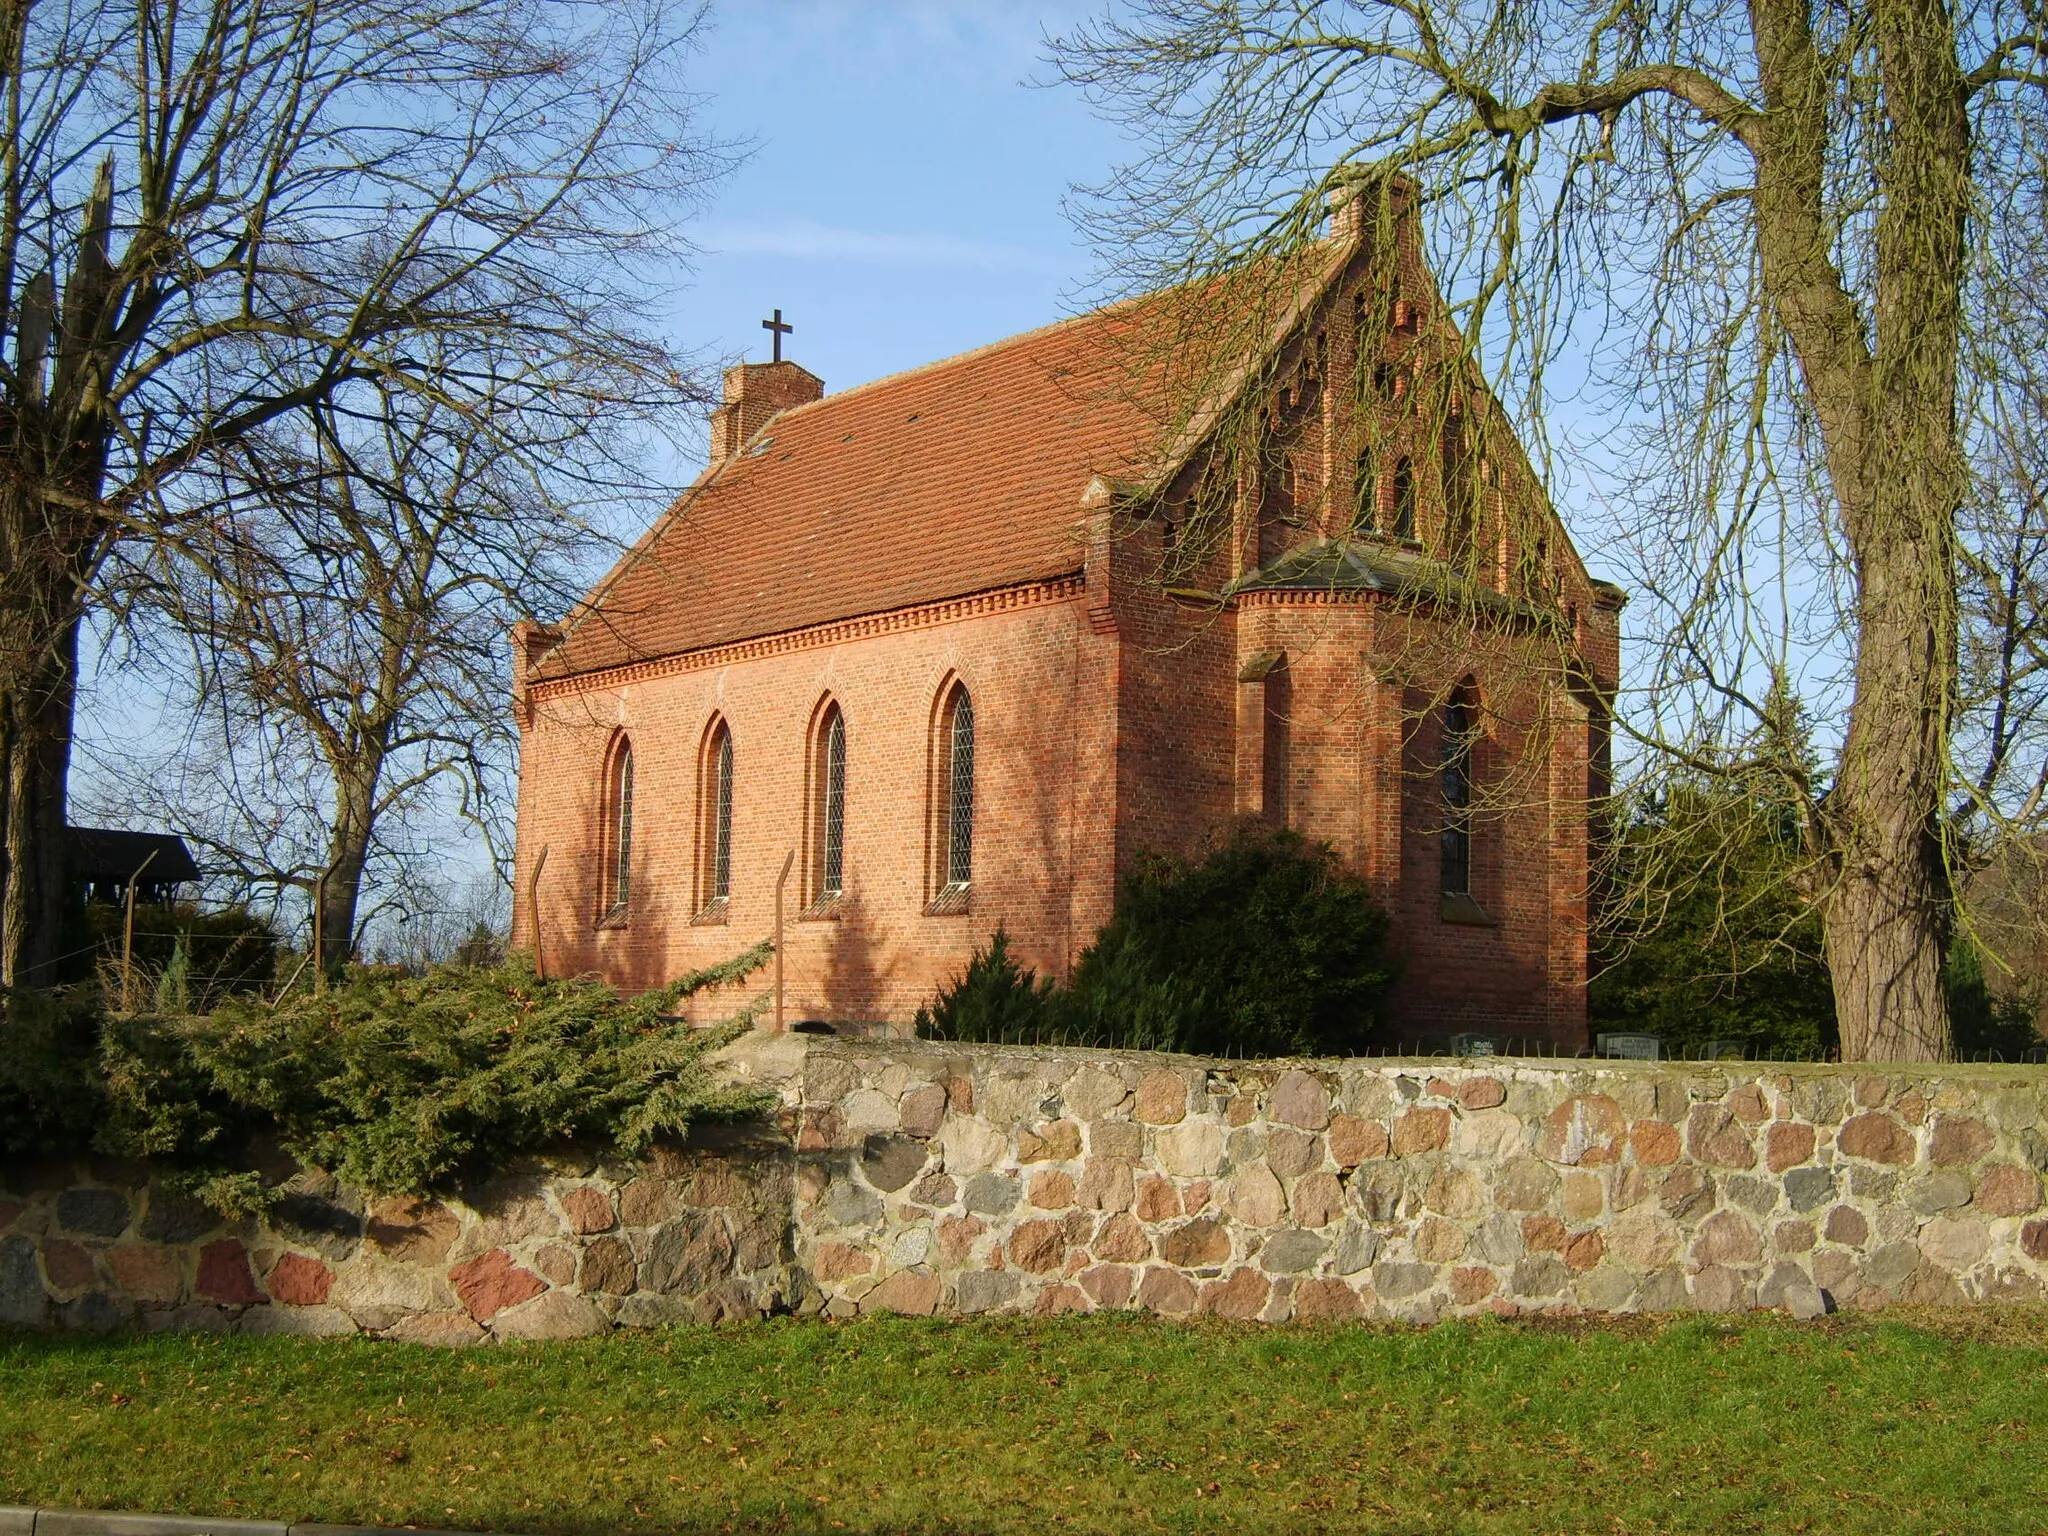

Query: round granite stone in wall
[55,1187,130,1238]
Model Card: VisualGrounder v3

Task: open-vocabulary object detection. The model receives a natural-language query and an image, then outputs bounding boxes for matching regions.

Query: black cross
[761,308,793,363]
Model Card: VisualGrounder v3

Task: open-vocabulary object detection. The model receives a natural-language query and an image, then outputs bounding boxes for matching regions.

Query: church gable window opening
[605,739,634,918]
[1441,415,1475,567]
[1393,459,1416,541]
[1440,698,1474,897]
[1352,451,1376,533]
[814,704,847,901]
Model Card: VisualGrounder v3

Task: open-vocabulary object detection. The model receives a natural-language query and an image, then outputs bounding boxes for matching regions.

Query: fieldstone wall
[789,1040,2048,1321]
[4,1036,2047,1337]
[0,1130,794,1342]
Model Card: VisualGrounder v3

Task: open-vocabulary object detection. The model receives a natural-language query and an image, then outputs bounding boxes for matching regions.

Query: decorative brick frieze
[527,576,1087,705]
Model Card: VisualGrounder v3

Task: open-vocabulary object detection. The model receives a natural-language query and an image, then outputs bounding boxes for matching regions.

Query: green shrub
[1946,935,2045,1062]
[0,945,777,1211]
[913,928,1062,1043]
[1074,825,1393,1056]
[1058,936,1208,1052]
[93,944,776,1206]
[913,928,1211,1053]
[918,825,1394,1056]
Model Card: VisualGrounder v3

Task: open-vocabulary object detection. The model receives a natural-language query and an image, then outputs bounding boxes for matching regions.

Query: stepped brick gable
[512,186,1620,1042]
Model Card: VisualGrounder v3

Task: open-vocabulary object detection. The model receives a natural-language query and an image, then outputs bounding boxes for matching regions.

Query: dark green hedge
[918,824,1395,1057]
[1,945,773,1213]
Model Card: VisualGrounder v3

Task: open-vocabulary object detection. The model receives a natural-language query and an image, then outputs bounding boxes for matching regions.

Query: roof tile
[539,301,1179,679]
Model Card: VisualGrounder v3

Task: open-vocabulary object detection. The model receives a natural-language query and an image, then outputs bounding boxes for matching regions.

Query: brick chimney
[708,360,824,466]
[1327,173,1414,245]
[1328,181,1367,245]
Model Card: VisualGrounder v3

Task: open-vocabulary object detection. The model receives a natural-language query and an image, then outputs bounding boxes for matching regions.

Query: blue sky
[661,2,1123,445]
[74,3,1138,924]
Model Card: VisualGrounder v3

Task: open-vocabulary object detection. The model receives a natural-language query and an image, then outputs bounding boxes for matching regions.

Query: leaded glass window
[946,689,974,888]
[610,742,634,913]
[819,707,846,898]
[1441,701,1473,896]
[712,727,733,900]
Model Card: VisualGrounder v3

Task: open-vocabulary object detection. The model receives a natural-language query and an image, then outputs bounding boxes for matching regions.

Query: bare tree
[100,344,629,971]
[0,0,730,986]
[367,866,512,973]
[1050,0,2048,1059]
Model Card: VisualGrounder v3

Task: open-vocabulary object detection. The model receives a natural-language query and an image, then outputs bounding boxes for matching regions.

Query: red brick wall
[517,581,1591,1043]
[514,586,1115,1023]
[1075,215,1598,1047]
[1379,662,1589,1043]
[1102,518,1239,878]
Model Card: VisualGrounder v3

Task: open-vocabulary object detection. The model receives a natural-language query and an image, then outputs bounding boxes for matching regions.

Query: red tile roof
[537,300,1188,680]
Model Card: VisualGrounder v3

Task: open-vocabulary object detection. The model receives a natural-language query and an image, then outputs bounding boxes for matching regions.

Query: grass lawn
[2,1310,2044,1535]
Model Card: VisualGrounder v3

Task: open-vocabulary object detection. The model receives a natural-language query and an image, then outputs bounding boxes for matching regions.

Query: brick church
[511,184,1621,1046]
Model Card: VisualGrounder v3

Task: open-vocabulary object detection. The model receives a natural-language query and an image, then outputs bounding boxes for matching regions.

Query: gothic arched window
[813,703,847,900]
[697,718,733,915]
[604,738,634,916]
[939,685,975,891]
[712,728,734,898]
[1441,697,1474,896]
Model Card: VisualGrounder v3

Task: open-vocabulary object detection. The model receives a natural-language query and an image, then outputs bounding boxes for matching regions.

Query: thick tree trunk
[0,617,78,989]
[0,156,118,992]
[316,758,381,973]
[1822,833,1951,1060]
[1820,0,1968,1062]
[1749,0,1966,1060]
[0,483,86,990]
[1820,523,1956,1059]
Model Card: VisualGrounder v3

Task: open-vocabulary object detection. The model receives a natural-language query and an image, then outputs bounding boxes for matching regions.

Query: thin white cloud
[704,219,1067,272]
